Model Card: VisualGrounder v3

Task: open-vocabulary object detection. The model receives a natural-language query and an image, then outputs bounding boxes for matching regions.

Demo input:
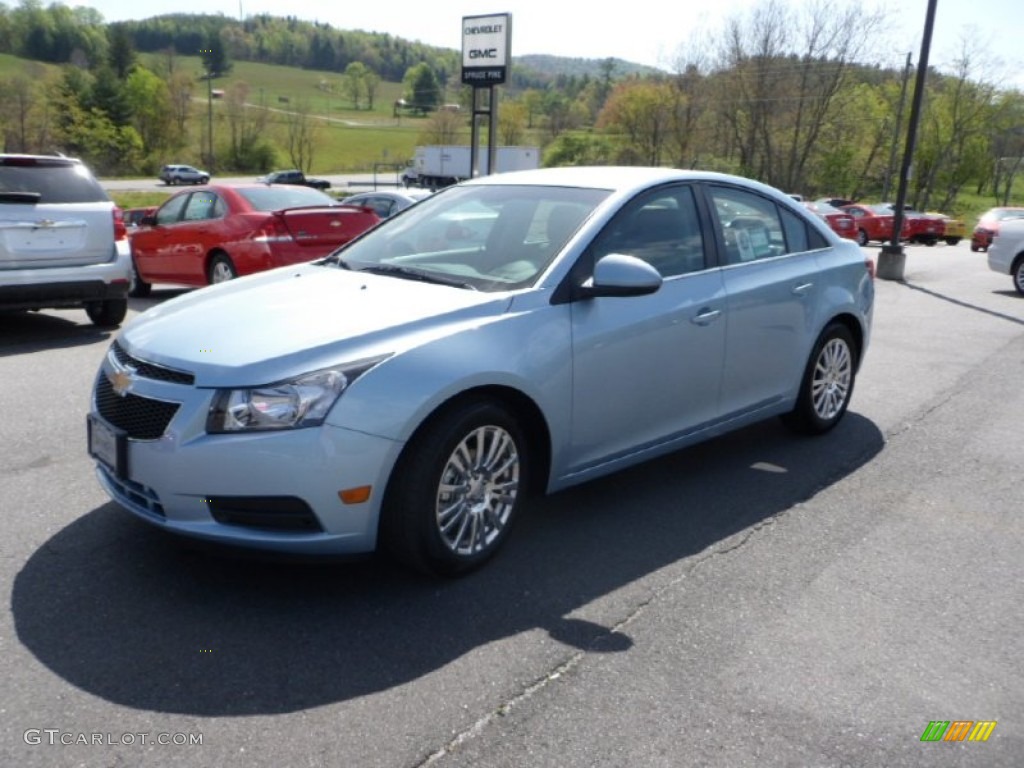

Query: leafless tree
[284,99,321,172]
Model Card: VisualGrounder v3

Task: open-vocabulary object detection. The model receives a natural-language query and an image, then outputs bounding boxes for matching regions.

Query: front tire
[856,229,869,247]
[381,398,528,576]
[782,323,858,435]
[129,258,151,298]
[85,299,128,328]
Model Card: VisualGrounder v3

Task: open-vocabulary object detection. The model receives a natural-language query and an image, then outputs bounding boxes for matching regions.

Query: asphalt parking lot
[1,240,1021,767]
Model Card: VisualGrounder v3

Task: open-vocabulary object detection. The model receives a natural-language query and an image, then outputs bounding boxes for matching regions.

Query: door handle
[792,282,814,296]
[691,308,721,326]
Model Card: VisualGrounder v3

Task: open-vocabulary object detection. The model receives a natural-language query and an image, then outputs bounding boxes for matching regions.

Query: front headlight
[206,357,388,433]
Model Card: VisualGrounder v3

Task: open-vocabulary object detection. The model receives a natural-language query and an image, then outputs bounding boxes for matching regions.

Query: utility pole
[882,52,913,203]
[877,0,938,281]
[206,71,214,171]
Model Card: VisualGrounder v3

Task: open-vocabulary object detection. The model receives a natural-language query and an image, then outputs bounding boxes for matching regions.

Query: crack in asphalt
[415,520,775,767]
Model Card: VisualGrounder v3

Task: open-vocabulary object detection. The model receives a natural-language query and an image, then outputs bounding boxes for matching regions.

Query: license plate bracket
[88,415,127,478]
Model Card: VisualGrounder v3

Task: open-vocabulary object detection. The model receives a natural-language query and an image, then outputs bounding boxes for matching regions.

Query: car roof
[460,166,788,199]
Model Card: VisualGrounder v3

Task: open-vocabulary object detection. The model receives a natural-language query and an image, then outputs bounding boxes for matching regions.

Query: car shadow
[0,311,114,356]
[129,287,191,311]
[11,413,883,716]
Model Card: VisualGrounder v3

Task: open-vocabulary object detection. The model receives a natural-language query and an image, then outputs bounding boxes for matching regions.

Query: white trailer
[402,146,540,189]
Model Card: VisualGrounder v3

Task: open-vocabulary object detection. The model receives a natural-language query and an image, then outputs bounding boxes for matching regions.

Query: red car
[128,184,379,296]
[970,206,1024,252]
[804,201,857,240]
[840,203,911,246]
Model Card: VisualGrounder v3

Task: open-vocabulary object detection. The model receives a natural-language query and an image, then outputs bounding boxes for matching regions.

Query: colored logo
[920,720,997,742]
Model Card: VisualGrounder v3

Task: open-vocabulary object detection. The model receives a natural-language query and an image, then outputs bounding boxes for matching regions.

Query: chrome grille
[111,340,195,385]
[95,376,179,440]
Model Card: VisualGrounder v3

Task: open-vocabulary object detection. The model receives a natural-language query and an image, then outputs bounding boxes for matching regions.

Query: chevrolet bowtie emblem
[110,369,133,397]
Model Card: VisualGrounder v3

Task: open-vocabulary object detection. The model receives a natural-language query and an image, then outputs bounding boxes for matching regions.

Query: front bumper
[88,354,404,555]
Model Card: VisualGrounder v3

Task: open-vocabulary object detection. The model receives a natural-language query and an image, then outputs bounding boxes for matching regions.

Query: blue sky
[82,0,1023,87]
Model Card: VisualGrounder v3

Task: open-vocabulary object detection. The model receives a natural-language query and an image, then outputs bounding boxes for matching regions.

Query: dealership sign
[461,13,511,86]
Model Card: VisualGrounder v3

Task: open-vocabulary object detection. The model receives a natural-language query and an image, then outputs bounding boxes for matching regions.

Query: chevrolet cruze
[88,167,874,575]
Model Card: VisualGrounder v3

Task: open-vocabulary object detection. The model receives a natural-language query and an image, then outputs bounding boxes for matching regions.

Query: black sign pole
[488,86,497,178]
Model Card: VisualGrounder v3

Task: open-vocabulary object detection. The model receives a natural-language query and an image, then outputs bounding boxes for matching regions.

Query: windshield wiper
[0,191,42,204]
[319,252,352,269]
[357,264,477,290]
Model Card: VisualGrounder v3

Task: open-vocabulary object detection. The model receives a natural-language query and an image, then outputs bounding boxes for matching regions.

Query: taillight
[252,216,293,244]
[865,257,875,279]
[113,206,127,241]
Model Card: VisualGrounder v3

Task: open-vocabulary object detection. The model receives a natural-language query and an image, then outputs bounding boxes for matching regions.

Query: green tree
[200,31,231,77]
[123,67,174,158]
[343,61,367,109]
[107,24,136,78]
[403,63,440,114]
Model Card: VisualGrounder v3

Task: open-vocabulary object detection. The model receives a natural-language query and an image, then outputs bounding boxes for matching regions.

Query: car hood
[119,263,512,386]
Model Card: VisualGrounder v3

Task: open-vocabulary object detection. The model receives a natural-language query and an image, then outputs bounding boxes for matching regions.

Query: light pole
[877,0,939,281]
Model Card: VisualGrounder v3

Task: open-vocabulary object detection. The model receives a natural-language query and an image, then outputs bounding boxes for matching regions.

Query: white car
[987,218,1024,295]
[0,153,130,327]
[158,164,210,185]
[341,189,432,218]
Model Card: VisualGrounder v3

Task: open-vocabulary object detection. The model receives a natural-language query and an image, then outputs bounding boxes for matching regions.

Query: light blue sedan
[87,167,874,575]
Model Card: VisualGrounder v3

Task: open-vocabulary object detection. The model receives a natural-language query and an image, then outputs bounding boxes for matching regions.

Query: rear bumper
[0,244,131,310]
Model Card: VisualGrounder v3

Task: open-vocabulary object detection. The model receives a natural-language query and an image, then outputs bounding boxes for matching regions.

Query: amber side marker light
[339,486,372,504]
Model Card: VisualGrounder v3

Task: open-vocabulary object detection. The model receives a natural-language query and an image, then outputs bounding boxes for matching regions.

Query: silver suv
[0,154,130,327]
[158,164,210,185]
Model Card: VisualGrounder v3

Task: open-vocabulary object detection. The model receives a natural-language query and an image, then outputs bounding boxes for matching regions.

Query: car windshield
[325,184,610,292]
[237,186,337,211]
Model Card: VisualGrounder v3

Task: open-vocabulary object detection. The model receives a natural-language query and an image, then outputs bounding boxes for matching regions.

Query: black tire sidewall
[86,299,127,328]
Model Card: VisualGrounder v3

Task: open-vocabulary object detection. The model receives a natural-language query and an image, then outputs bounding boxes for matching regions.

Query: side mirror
[579,253,662,298]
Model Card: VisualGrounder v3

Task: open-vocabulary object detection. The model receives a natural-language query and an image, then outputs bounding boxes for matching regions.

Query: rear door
[706,184,826,418]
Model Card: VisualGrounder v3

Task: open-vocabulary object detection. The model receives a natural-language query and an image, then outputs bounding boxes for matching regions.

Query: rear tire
[85,299,128,328]
[380,398,528,576]
[944,237,961,246]
[1013,257,1024,296]
[782,323,858,435]
[207,253,237,284]
[856,229,868,247]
